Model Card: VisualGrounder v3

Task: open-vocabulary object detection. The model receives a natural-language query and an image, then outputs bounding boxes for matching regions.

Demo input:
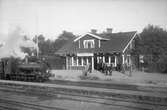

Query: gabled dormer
[74,33,109,49]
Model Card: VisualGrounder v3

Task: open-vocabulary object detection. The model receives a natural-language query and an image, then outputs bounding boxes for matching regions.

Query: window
[73,57,77,65]
[83,39,95,48]
[78,57,82,65]
[105,56,109,63]
[83,57,87,65]
[111,56,115,63]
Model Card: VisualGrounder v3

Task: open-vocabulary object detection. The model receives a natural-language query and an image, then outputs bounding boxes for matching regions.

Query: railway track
[0,98,67,110]
[47,79,167,93]
[0,81,167,104]
[0,98,151,110]
[0,84,167,110]
[1,79,167,94]
[0,89,162,110]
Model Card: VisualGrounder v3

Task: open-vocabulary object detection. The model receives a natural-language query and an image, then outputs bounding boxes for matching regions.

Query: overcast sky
[0,0,167,39]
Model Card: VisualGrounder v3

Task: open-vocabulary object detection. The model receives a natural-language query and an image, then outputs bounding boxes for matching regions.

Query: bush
[156,55,167,73]
[145,55,167,73]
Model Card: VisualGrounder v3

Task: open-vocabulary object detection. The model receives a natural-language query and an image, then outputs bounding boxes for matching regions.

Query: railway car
[0,57,51,82]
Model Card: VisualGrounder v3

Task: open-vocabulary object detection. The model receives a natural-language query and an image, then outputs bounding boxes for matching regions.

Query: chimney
[91,29,97,34]
[106,28,112,33]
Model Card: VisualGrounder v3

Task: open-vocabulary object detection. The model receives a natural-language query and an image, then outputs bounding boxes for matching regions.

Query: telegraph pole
[36,7,39,58]
[36,35,39,58]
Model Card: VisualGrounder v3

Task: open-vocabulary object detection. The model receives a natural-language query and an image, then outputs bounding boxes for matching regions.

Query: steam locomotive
[0,56,51,82]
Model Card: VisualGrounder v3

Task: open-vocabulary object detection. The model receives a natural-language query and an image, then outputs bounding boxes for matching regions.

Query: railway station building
[56,29,139,71]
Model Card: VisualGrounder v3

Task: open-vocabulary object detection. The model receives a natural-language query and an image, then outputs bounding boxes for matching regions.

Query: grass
[50,70,167,85]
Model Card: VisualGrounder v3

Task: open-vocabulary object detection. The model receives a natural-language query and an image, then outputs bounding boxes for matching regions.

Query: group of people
[97,62,113,76]
[82,62,113,76]
[82,61,132,77]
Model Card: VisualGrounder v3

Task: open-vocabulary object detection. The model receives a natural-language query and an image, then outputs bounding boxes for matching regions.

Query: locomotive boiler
[0,56,51,82]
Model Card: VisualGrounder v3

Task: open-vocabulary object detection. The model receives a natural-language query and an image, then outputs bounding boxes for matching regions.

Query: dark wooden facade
[56,31,138,71]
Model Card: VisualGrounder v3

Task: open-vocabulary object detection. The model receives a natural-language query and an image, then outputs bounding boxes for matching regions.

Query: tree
[53,30,76,51]
[39,39,54,55]
[33,34,54,55]
[32,31,76,56]
[135,24,167,73]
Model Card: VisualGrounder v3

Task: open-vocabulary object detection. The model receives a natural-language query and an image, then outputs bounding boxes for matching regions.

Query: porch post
[109,56,111,64]
[66,56,68,70]
[103,56,105,63]
[114,55,117,67]
[81,57,84,66]
[76,57,79,66]
[122,54,125,65]
[92,56,94,71]
[72,56,74,66]
[86,57,89,65]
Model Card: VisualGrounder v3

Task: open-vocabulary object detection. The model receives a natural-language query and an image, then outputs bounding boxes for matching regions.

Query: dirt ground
[50,70,167,86]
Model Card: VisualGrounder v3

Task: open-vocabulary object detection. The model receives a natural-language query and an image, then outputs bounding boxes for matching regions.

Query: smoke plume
[0,27,36,59]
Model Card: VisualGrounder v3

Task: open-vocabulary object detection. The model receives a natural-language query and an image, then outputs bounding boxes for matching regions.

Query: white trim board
[77,53,94,56]
[74,33,109,42]
[123,32,137,53]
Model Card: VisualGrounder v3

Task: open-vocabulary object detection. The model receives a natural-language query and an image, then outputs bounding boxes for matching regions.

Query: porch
[65,53,132,71]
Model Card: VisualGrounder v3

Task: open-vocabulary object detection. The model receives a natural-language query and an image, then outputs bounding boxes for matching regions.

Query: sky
[0,0,167,40]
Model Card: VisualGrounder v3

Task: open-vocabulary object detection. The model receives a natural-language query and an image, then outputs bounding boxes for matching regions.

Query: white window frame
[83,39,95,48]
